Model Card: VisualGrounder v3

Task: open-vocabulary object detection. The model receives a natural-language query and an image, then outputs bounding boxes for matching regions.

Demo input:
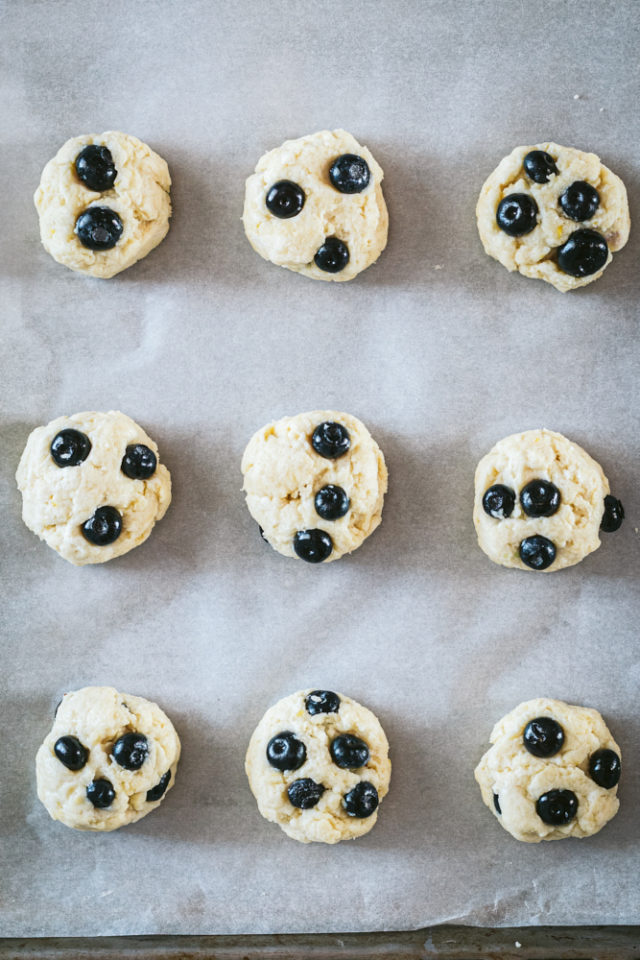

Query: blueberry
[330,734,369,769]
[519,535,556,570]
[493,793,502,815]
[311,421,351,459]
[556,229,608,277]
[287,778,325,809]
[75,206,123,250]
[50,429,91,467]
[523,150,558,184]
[113,732,149,770]
[589,748,621,789]
[81,506,123,546]
[482,484,515,519]
[314,237,349,273]
[496,194,538,237]
[523,717,564,757]
[266,731,306,771]
[75,144,117,192]
[601,495,624,533]
[559,181,600,221]
[315,484,350,520]
[147,770,171,802]
[86,778,116,809]
[536,789,578,826]
[329,154,370,194]
[265,180,305,219]
[305,690,341,715]
[344,781,378,818]
[520,480,561,518]
[121,444,157,480]
[54,735,88,771]
[293,529,333,563]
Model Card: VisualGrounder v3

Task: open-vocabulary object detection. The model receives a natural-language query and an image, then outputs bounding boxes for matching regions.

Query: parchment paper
[1,0,639,938]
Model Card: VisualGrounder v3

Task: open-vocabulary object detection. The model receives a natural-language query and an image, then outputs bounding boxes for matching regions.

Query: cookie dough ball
[35,131,171,278]
[475,698,621,842]
[476,142,630,291]
[246,690,391,843]
[36,686,180,831]
[242,129,388,281]
[16,410,171,565]
[473,429,624,572]
[241,410,388,563]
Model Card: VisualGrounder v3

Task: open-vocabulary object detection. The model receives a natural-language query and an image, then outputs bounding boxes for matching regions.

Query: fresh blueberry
[519,535,556,570]
[311,421,351,459]
[556,229,608,277]
[147,770,171,802]
[482,484,515,519]
[601,495,625,533]
[86,778,116,809]
[293,529,333,563]
[81,506,123,546]
[75,206,123,250]
[536,789,578,826]
[305,690,341,715]
[266,732,306,771]
[315,485,350,520]
[121,444,157,480]
[589,749,621,789]
[523,717,564,757]
[330,734,369,769]
[496,194,538,236]
[75,144,117,192]
[287,778,325,809]
[520,480,561,518]
[265,180,305,219]
[314,237,349,273]
[54,735,88,771]
[329,154,370,194]
[559,181,600,221]
[344,781,378,818]
[523,150,558,184]
[493,793,502,815]
[113,732,149,770]
[50,429,91,467]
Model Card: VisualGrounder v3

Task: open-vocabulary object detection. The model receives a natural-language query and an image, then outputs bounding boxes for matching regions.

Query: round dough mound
[242,129,388,281]
[245,690,391,843]
[16,410,171,565]
[35,131,171,278]
[476,142,629,291]
[241,410,388,563]
[475,698,620,842]
[36,686,181,832]
[473,429,611,572]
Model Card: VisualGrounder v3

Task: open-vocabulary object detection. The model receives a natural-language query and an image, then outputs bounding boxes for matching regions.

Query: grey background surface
[1,0,639,938]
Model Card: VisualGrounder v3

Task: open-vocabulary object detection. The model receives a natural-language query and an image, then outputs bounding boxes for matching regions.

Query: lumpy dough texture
[473,429,610,571]
[475,698,620,842]
[16,410,171,565]
[476,142,629,291]
[245,690,391,843]
[242,129,388,281]
[241,410,388,562]
[36,686,181,831]
[35,131,171,278]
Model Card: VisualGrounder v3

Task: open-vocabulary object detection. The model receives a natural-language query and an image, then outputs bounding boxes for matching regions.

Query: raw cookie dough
[242,129,388,281]
[473,429,624,572]
[16,410,171,565]
[36,686,181,832]
[35,131,171,278]
[245,689,391,843]
[475,698,621,842]
[241,410,388,563]
[476,142,630,291]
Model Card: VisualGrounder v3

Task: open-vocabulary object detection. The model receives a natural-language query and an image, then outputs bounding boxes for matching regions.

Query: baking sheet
[1,0,639,938]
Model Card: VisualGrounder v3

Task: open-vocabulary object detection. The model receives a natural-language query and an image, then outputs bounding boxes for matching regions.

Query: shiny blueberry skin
[305,690,341,715]
[287,778,325,809]
[113,732,149,770]
[265,180,305,219]
[293,529,333,563]
[330,734,370,769]
[601,495,625,533]
[482,484,515,519]
[81,506,123,546]
[559,180,600,221]
[493,793,502,815]
[121,444,157,480]
[589,749,621,789]
[556,229,608,277]
[315,484,350,520]
[311,422,351,459]
[520,480,561,518]
[75,144,117,191]
[147,770,171,802]
[314,237,349,273]
[536,789,578,826]
[54,735,88,771]
[329,153,370,194]
[519,535,556,570]
[86,778,116,809]
[496,194,538,236]
[75,206,123,250]
[344,781,378,818]
[50,429,91,467]
[266,731,306,771]
[523,717,564,757]
[523,150,558,184]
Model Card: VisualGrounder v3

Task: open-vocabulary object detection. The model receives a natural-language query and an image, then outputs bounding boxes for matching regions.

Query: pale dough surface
[241,410,387,562]
[473,429,609,571]
[476,142,630,291]
[16,410,171,565]
[475,698,620,842]
[245,690,391,843]
[242,129,388,281]
[36,686,181,831]
[35,130,171,278]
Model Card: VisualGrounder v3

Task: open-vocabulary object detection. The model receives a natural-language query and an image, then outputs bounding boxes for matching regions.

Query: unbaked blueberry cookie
[245,690,391,843]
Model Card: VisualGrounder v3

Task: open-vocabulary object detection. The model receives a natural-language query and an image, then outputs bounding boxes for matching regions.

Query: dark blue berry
[493,793,501,815]
[147,770,171,801]
[536,789,577,825]
[601,495,624,532]
[314,237,349,273]
[287,778,324,809]
[121,444,157,480]
[266,732,306,771]
[589,749,621,789]
[482,484,515,519]
[329,154,370,194]
[54,735,88,771]
[305,690,341,715]
[75,145,117,192]
[265,180,305,218]
[523,717,564,757]
[81,506,123,546]
[293,529,333,563]
[113,733,149,770]
[520,480,561,518]
[86,778,116,809]
[523,150,558,184]
[344,781,378,818]
[559,181,599,221]
[519,535,556,570]
[50,429,91,467]
[557,229,608,277]
[496,194,538,236]
[311,422,351,459]
[75,206,123,250]
[330,734,369,769]
[315,484,349,520]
